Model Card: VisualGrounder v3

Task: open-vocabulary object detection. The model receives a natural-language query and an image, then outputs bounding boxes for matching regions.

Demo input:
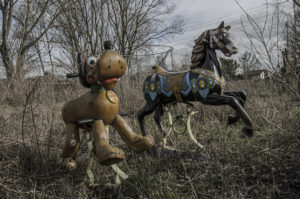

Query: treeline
[0,0,183,83]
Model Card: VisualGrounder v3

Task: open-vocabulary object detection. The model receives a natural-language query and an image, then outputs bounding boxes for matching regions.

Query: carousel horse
[57,41,154,171]
[137,22,254,142]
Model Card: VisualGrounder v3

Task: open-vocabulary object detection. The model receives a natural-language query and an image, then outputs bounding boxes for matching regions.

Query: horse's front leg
[202,94,253,137]
[111,115,155,152]
[223,91,247,125]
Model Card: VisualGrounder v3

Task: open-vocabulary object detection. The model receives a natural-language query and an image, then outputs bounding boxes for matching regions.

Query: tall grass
[0,74,299,198]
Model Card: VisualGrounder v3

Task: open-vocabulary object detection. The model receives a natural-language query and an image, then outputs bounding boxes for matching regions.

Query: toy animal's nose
[97,41,127,90]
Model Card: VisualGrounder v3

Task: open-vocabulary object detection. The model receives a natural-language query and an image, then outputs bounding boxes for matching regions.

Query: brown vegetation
[0,74,299,198]
[0,0,299,198]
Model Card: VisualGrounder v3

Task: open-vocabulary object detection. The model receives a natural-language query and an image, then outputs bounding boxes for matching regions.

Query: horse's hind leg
[202,94,253,137]
[154,104,167,136]
[137,101,159,136]
[223,91,247,125]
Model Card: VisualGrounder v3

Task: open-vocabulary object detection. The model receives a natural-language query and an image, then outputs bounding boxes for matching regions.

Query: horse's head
[96,41,127,90]
[208,21,238,57]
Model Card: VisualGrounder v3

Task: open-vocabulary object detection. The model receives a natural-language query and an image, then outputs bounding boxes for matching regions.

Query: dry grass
[0,75,299,198]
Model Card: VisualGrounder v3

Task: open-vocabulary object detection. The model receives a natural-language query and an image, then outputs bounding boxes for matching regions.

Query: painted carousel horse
[57,41,154,171]
[138,22,254,142]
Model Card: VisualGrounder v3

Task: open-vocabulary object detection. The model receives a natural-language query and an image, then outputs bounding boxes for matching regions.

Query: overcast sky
[163,0,293,62]
[0,0,294,77]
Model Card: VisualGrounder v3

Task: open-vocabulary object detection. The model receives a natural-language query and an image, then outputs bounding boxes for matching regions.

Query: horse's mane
[190,30,209,69]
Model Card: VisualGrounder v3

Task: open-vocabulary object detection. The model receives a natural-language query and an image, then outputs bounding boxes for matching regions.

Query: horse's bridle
[207,30,225,50]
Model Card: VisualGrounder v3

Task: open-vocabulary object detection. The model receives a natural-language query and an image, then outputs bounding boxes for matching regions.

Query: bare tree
[106,0,183,66]
[53,0,183,73]
[238,1,283,72]
[293,0,300,7]
[53,0,110,73]
[284,1,300,93]
[237,0,300,98]
[0,0,64,82]
[240,51,261,78]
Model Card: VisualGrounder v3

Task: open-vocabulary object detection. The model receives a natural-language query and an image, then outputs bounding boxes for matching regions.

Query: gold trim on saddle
[152,65,188,76]
[192,68,226,94]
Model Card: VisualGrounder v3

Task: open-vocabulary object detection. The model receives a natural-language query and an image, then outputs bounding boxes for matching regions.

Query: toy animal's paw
[142,134,155,150]
[95,146,125,166]
[57,157,77,171]
[242,127,254,137]
[227,115,239,125]
[132,134,155,153]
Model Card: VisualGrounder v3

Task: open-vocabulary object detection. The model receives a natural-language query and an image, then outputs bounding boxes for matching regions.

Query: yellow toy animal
[58,41,154,170]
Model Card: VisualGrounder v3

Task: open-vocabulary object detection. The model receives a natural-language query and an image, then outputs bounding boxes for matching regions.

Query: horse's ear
[218,21,224,29]
[225,25,231,30]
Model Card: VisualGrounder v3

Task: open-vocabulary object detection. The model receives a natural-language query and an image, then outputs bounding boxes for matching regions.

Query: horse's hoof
[242,127,253,137]
[147,144,158,157]
[227,115,239,125]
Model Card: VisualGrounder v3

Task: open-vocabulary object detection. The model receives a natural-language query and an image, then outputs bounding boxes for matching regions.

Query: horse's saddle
[144,66,225,102]
[145,66,191,102]
[152,65,189,76]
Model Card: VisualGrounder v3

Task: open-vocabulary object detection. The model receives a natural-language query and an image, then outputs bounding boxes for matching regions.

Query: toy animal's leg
[154,104,167,136]
[93,119,125,166]
[137,101,159,136]
[224,91,247,125]
[111,115,155,153]
[202,94,254,137]
[58,123,80,170]
[85,131,98,186]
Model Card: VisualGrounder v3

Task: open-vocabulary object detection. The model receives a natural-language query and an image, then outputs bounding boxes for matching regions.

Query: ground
[0,76,299,198]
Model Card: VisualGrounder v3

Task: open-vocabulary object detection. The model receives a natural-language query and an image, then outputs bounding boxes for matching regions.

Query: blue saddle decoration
[144,69,221,101]
[197,77,209,98]
[158,75,173,97]
[181,72,192,96]
[149,91,157,101]
[148,81,157,101]
[199,88,209,98]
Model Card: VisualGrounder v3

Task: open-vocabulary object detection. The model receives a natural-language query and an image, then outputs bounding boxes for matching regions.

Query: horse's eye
[218,34,224,40]
[86,57,97,67]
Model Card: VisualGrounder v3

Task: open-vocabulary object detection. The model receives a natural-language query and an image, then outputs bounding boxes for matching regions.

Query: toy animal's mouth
[100,77,120,84]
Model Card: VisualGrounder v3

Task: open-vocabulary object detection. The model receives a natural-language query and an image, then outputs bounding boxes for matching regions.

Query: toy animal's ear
[104,40,113,50]
[77,53,90,88]
[225,25,231,30]
[218,21,224,29]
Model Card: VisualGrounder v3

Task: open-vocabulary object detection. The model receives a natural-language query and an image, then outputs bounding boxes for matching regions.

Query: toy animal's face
[96,50,127,90]
[83,56,99,85]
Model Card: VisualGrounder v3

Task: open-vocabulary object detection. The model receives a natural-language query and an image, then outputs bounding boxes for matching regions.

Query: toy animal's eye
[86,57,97,67]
